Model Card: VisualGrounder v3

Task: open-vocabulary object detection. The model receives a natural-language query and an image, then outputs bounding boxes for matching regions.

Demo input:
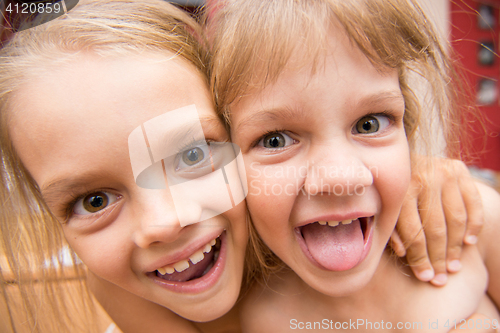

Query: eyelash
[362,111,397,123]
[352,111,397,134]
[250,111,397,146]
[251,128,289,148]
[177,137,209,152]
[62,189,120,222]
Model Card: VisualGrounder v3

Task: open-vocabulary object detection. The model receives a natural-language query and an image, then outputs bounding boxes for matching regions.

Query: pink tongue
[302,219,364,271]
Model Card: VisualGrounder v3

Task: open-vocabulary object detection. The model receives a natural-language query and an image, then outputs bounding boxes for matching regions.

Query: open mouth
[155,235,222,283]
[295,217,374,271]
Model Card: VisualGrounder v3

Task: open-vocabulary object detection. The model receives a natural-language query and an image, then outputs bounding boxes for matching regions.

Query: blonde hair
[208,0,476,279]
[0,1,208,331]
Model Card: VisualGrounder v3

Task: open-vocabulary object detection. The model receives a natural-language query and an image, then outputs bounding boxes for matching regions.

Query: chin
[296,240,387,298]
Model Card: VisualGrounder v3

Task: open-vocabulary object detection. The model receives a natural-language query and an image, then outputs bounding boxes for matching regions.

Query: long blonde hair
[207,0,477,279]
[0,1,208,331]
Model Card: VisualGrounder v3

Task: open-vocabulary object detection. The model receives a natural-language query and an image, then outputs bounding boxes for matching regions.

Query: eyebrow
[235,91,404,131]
[41,171,111,208]
[355,91,405,110]
[150,116,225,150]
[235,107,308,132]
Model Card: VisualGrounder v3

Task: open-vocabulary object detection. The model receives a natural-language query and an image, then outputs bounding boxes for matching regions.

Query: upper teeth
[157,237,218,275]
[318,219,353,227]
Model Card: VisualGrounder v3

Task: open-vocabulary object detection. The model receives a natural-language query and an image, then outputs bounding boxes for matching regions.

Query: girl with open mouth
[209,0,500,331]
[0,0,248,331]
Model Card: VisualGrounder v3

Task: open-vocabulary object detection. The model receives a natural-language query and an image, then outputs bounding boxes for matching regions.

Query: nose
[132,188,184,249]
[303,142,373,197]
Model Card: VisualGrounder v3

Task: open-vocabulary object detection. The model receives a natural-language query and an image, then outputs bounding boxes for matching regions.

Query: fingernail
[431,273,447,286]
[419,269,434,281]
[447,260,462,272]
[465,235,477,244]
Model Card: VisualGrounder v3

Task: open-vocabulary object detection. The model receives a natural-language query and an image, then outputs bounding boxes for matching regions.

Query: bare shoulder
[239,273,301,333]
[475,181,500,309]
[475,181,500,257]
[239,283,285,333]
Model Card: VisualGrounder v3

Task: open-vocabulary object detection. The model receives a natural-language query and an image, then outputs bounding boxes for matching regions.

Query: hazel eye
[176,144,211,171]
[260,132,294,149]
[354,115,390,134]
[74,192,118,215]
[182,147,204,166]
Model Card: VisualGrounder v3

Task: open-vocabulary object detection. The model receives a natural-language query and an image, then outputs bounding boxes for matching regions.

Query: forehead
[9,52,218,184]
[230,24,399,119]
[13,52,212,125]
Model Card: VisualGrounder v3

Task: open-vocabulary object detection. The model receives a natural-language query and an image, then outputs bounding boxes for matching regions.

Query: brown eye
[263,133,285,148]
[355,116,380,134]
[82,192,109,213]
[182,147,205,166]
[73,192,119,216]
[261,132,294,149]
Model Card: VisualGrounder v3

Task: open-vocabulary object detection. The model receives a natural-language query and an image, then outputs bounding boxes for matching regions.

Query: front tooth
[318,221,327,225]
[209,239,216,246]
[341,219,353,225]
[158,266,175,275]
[173,260,190,273]
[189,250,205,264]
[203,244,212,253]
[328,221,340,227]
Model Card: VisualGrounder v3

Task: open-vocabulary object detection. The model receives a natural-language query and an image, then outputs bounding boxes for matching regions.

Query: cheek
[370,142,411,213]
[63,226,131,280]
[246,159,298,205]
[221,201,249,246]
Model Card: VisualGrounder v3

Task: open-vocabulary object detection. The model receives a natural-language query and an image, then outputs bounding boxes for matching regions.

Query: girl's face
[229,26,411,296]
[9,52,248,321]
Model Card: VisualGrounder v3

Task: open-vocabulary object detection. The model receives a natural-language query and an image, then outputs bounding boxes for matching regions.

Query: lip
[145,228,224,273]
[147,231,227,293]
[294,216,375,271]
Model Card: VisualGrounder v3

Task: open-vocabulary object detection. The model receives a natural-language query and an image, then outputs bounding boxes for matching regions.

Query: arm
[392,158,484,286]
[476,182,500,310]
[448,313,499,333]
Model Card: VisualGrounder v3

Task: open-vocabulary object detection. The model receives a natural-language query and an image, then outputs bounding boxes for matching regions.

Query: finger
[397,196,434,282]
[441,179,466,273]
[457,168,484,244]
[418,185,448,286]
[389,229,406,257]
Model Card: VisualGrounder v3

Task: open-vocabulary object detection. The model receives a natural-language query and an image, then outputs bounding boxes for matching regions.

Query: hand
[391,157,484,286]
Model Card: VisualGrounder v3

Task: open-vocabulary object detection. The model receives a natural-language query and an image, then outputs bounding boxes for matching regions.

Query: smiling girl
[0,0,248,331]
[209,0,500,331]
